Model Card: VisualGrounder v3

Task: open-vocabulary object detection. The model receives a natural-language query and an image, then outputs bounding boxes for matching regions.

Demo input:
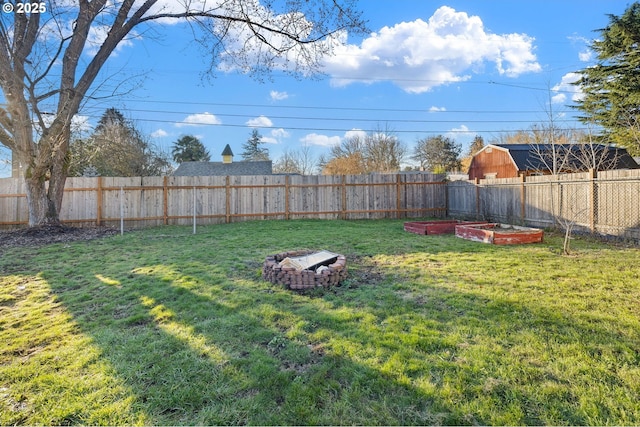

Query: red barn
[468,144,638,180]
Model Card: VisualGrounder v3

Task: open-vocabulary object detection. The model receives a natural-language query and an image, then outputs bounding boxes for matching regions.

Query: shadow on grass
[37,221,640,425]
[44,257,464,425]
[315,252,640,426]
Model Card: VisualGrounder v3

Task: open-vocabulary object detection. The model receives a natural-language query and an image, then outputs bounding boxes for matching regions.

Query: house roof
[488,144,639,172]
[221,144,234,156]
[173,160,273,176]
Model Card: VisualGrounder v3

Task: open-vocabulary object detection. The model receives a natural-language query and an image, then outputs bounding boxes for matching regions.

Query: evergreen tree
[461,135,484,173]
[241,129,270,161]
[573,2,640,154]
[69,108,172,177]
[467,135,485,157]
[171,135,211,163]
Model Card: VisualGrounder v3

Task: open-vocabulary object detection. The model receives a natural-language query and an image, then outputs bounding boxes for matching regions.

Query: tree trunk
[24,176,61,227]
[22,130,70,227]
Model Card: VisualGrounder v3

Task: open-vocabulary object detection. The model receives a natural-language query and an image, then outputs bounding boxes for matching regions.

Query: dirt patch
[0,225,118,252]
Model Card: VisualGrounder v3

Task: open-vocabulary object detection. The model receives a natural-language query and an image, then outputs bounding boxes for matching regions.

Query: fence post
[475,178,481,220]
[341,175,347,220]
[163,176,168,225]
[120,186,124,236]
[444,179,449,218]
[225,175,231,224]
[520,174,526,225]
[285,175,290,220]
[193,186,197,234]
[96,176,103,226]
[396,174,402,219]
[590,169,597,232]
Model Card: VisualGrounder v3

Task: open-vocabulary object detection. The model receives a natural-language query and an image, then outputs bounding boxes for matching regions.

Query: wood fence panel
[366,174,395,219]
[402,173,446,219]
[165,175,191,226]
[229,175,287,221]
[200,175,227,225]
[344,174,398,219]
[99,177,141,228]
[479,178,522,224]
[558,180,592,230]
[523,180,556,228]
[139,176,165,228]
[446,171,640,239]
[596,174,640,237]
[0,177,26,226]
[596,179,640,230]
[3,171,638,239]
[345,175,371,219]
[288,175,341,219]
[447,180,477,219]
[59,177,98,226]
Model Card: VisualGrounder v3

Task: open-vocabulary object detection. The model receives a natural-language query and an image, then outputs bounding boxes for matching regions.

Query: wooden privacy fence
[448,169,640,240]
[0,173,447,229]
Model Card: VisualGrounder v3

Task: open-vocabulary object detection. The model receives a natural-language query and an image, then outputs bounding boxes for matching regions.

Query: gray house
[173,144,272,176]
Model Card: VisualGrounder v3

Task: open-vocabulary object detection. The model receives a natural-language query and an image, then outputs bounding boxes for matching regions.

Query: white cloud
[578,50,592,62]
[446,124,473,140]
[261,136,278,144]
[84,25,136,56]
[270,90,289,101]
[271,128,290,139]
[151,129,169,138]
[344,129,367,140]
[568,35,593,62]
[429,106,447,112]
[300,133,342,147]
[39,113,91,134]
[246,115,273,128]
[552,72,583,104]
[323,6,541,93]
[261,128,290,144]
[71,115,92,133]
[176,112,221,127]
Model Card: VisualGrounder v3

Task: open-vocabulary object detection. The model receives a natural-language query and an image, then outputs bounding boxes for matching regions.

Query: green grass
[1,219,639,425]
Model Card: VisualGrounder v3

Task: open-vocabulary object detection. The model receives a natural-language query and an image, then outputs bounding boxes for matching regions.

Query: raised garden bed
[455,223,544,245]
[404,220,488,235]
[262,250,347,290]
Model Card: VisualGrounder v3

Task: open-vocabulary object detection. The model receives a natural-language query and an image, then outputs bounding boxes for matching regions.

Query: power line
[80,115,592,135]
[82,107,581,125]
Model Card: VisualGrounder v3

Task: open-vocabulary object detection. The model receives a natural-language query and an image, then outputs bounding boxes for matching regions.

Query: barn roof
[489,144,639,172]
[173,160,273,176]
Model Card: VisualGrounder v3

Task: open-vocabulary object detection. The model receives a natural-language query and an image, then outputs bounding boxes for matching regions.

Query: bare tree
[364,124,406,172]
[0,0,365,227]
[273,146,317,175]
[322,134,368,174]
[321,126,406,175]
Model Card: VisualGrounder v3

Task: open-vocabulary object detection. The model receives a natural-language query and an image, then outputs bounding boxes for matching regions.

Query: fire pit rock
[262,250,347,290]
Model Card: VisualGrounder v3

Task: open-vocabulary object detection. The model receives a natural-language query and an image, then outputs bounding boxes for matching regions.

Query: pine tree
[241,129,270,161]
[171,135,211,163]
[467,135,485,157]
[573,2,640,154]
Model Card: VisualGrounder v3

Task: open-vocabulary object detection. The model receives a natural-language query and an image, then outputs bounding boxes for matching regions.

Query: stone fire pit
[262,250,347,290]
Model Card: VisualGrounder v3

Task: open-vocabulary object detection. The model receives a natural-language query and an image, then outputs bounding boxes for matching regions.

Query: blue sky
[0,0,633,176]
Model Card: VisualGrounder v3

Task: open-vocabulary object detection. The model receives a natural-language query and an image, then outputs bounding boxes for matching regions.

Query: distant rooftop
[173,160,273,176]
[490,144,639,171]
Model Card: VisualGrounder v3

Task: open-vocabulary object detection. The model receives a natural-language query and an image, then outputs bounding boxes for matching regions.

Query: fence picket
[0,173,446,229]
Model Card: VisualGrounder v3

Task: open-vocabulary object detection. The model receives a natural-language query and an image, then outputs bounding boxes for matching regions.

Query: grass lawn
[1,219,639,425]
